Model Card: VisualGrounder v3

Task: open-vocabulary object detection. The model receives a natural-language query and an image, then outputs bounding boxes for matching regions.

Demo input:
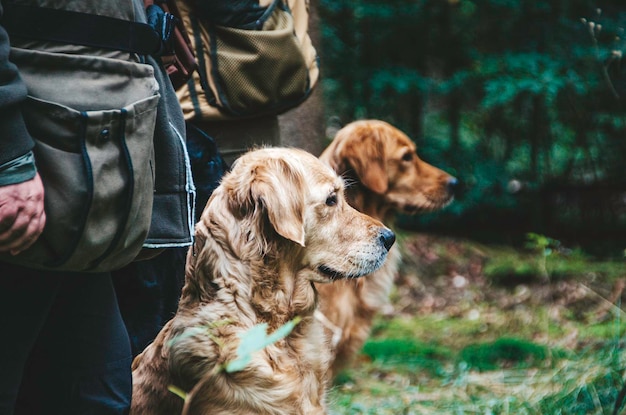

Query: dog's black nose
[379,228,396,251]
[447,177,459,195]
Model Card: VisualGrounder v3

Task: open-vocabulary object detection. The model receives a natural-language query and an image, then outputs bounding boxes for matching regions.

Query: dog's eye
[326,194,338,206]
[401,152,413,162]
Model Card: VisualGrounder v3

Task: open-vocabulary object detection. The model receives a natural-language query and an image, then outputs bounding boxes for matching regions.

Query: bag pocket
[1,49,160,272]
[192,0,312,117]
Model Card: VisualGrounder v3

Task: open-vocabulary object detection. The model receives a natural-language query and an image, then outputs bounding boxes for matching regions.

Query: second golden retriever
[130,147,395,415]
[316,120,457,378]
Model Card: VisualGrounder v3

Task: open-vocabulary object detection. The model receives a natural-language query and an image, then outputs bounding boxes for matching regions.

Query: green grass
[361,338,452,377]
[329,327,625,414]
[327,234,626,415]
[483,245,625,285]
[459,337,551,372]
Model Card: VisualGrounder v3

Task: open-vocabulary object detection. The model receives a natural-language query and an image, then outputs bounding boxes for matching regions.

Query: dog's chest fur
[316,245,400,371]
[132,279,331,415]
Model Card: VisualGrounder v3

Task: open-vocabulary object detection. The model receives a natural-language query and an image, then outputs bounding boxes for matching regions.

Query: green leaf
[166,326,207,348]
[168,385,187,401]
[266,317,302,344]
[225,317,302,373]
[167,320,232,348]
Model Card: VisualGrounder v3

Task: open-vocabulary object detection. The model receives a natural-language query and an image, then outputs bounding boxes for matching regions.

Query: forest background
[317,0,626,259]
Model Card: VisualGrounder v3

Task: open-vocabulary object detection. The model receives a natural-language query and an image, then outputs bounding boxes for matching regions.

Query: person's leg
[113,248,187,357]
[15,272,132,415]
[0,263,63,415]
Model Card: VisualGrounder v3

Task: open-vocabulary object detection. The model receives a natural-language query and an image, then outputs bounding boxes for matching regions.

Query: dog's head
[193,147,395,285]
[320,120,457,217]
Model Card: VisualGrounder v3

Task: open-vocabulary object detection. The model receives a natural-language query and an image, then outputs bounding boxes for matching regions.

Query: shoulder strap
[1,3,162,56]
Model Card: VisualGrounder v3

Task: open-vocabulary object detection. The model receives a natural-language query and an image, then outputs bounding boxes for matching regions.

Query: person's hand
[0,174,46,255]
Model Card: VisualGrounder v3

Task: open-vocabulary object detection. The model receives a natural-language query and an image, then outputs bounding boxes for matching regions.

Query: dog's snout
[447,176,459,195]
[379,228,396,251]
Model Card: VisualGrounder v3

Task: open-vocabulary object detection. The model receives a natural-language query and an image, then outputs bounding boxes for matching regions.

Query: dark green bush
[459,337,549,371]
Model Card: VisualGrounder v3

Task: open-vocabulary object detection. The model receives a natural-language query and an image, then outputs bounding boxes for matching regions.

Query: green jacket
[0,0,194,254]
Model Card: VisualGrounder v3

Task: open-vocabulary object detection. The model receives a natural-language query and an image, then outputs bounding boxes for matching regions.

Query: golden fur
[315,120,456,378]
[130,147,395,415]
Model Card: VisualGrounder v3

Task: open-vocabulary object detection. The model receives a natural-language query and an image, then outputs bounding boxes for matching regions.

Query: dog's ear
[338,128,388,194]
[254,160,306,246]
[227,158,306,247]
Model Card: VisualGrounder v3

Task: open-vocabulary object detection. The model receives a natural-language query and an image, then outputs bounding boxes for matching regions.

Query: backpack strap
[1,3,162,56]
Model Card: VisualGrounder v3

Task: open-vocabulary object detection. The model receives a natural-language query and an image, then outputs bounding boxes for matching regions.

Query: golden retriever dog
[130,147,395,415]
[315,120,457,378]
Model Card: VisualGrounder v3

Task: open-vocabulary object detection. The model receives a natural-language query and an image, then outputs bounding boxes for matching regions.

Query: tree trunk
[279,0,326,156]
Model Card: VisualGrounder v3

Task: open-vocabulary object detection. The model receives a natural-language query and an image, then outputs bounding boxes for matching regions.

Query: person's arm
[0,2,46,255]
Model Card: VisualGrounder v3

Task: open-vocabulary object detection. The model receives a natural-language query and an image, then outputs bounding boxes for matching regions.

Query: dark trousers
[0,263,132,415]
[112,247,187,358]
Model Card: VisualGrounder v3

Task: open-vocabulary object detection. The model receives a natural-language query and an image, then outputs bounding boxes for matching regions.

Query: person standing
[0,1,194,413]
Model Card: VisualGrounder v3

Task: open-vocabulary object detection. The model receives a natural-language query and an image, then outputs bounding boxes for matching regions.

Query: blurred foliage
[318,0,626,255]
[361,338,451,377]
[459,337,551,371]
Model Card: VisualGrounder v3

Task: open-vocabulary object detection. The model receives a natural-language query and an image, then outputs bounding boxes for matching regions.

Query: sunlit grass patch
[370,308,572,353]
[580,319,626,341]
[484,245,625,285]
[371,314,491,346]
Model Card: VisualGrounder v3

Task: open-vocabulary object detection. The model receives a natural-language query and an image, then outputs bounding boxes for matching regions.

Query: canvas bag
[0,47,160,272]
[175,0,320,120]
